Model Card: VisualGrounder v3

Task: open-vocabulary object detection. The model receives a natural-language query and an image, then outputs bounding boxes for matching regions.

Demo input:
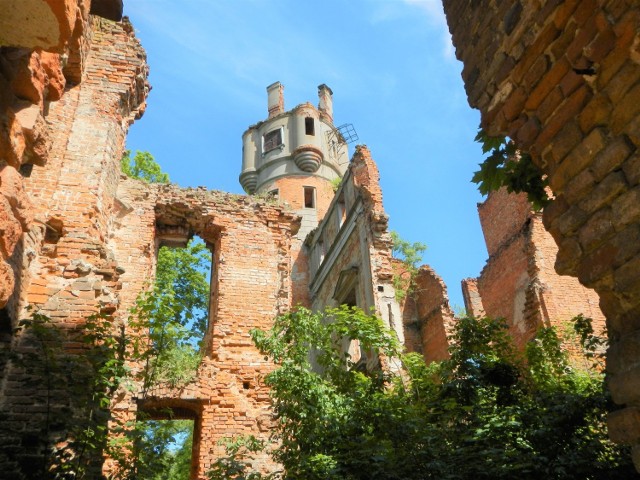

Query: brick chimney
[317,84,333,123]
[267,81,284,118]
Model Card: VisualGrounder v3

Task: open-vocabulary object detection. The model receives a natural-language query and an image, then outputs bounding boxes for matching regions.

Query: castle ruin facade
[0,0,632,477]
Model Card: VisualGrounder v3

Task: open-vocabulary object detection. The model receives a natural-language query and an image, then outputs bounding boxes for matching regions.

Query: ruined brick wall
[0,5,148,475]
[412,266,456,363]
[398,260,456,363]
[0,0,90,318]
[106,182,299,478]
[463,189,605,351]
[442,0,640,465]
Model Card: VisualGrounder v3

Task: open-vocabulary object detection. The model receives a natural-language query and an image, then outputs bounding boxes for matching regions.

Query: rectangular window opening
[337,196,346,227]
[263,128,283,153]
[154,235,212,353]
[304,186,316,209]
[305,117,315,136]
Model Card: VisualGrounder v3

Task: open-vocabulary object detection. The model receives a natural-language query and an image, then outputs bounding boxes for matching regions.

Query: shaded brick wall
[464,189,605,351]
[442,0,640,466]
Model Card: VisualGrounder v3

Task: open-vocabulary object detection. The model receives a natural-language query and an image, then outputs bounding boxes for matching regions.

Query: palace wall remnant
[442,0,640,467]
[0,0,630,477]
[463,189,605,351]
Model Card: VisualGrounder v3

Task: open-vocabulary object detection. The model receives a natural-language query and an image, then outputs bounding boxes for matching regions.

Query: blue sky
[123,0,488,310]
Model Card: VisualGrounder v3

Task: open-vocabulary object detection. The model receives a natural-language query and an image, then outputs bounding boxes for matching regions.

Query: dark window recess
[19,163,34,177]
[377,285,384,292]
[343,288,357,308]
[0,308,12,340]
[243,381,251,390]
[44,219,63,244]
[305,117,315,136]
[263,129,282,152]
[304,187,315,208]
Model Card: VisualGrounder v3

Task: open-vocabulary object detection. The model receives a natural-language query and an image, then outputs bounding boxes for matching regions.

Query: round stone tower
[240,82,350,232]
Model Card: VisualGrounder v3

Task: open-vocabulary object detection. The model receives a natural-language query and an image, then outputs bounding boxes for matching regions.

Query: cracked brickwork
[443,0,640,468]
[399,261,456,364]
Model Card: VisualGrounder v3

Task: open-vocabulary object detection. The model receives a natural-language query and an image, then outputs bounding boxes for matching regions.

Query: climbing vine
[472,128,550,211]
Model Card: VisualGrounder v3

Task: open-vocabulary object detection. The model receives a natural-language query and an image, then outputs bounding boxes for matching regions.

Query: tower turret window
[262,127,283,154]
[304,186,316,209]
[305,117,315,136]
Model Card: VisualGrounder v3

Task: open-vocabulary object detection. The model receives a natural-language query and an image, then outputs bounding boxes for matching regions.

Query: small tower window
[305,117,315,136]
[263,128,283,153]
[304,186,316,209]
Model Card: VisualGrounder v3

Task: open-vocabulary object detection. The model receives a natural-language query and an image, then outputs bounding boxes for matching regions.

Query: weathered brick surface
[105,181,299,477]
[465,189,605,352]
[412,265,456,363]
[443,0,640,465]
[0,12,148,476]
[0,0,91,310]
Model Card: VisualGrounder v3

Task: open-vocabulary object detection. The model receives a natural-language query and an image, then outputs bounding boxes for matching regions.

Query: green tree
[121,150,170,184]
[390,230,426,301]
[210,308,633,479]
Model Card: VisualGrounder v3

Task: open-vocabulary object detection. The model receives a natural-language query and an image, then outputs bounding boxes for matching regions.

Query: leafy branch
[472,128,550,211]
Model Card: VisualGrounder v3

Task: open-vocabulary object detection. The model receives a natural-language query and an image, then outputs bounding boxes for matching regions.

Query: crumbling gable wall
[395,260,456,363]
[442,0,640,465]
[108,180,300,478]
[412,266,456,363]
[463,189,605,351]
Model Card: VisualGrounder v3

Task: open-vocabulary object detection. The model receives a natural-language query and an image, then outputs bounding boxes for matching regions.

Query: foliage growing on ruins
[131,418,194,480]
[390,230,426,301]
[121,150,170,184]
[472,129,550,211]
[128,239,210,390]
[209,308,633,479]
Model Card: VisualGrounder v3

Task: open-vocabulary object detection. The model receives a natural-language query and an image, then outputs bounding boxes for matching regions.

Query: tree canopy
[209,307,634,480]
